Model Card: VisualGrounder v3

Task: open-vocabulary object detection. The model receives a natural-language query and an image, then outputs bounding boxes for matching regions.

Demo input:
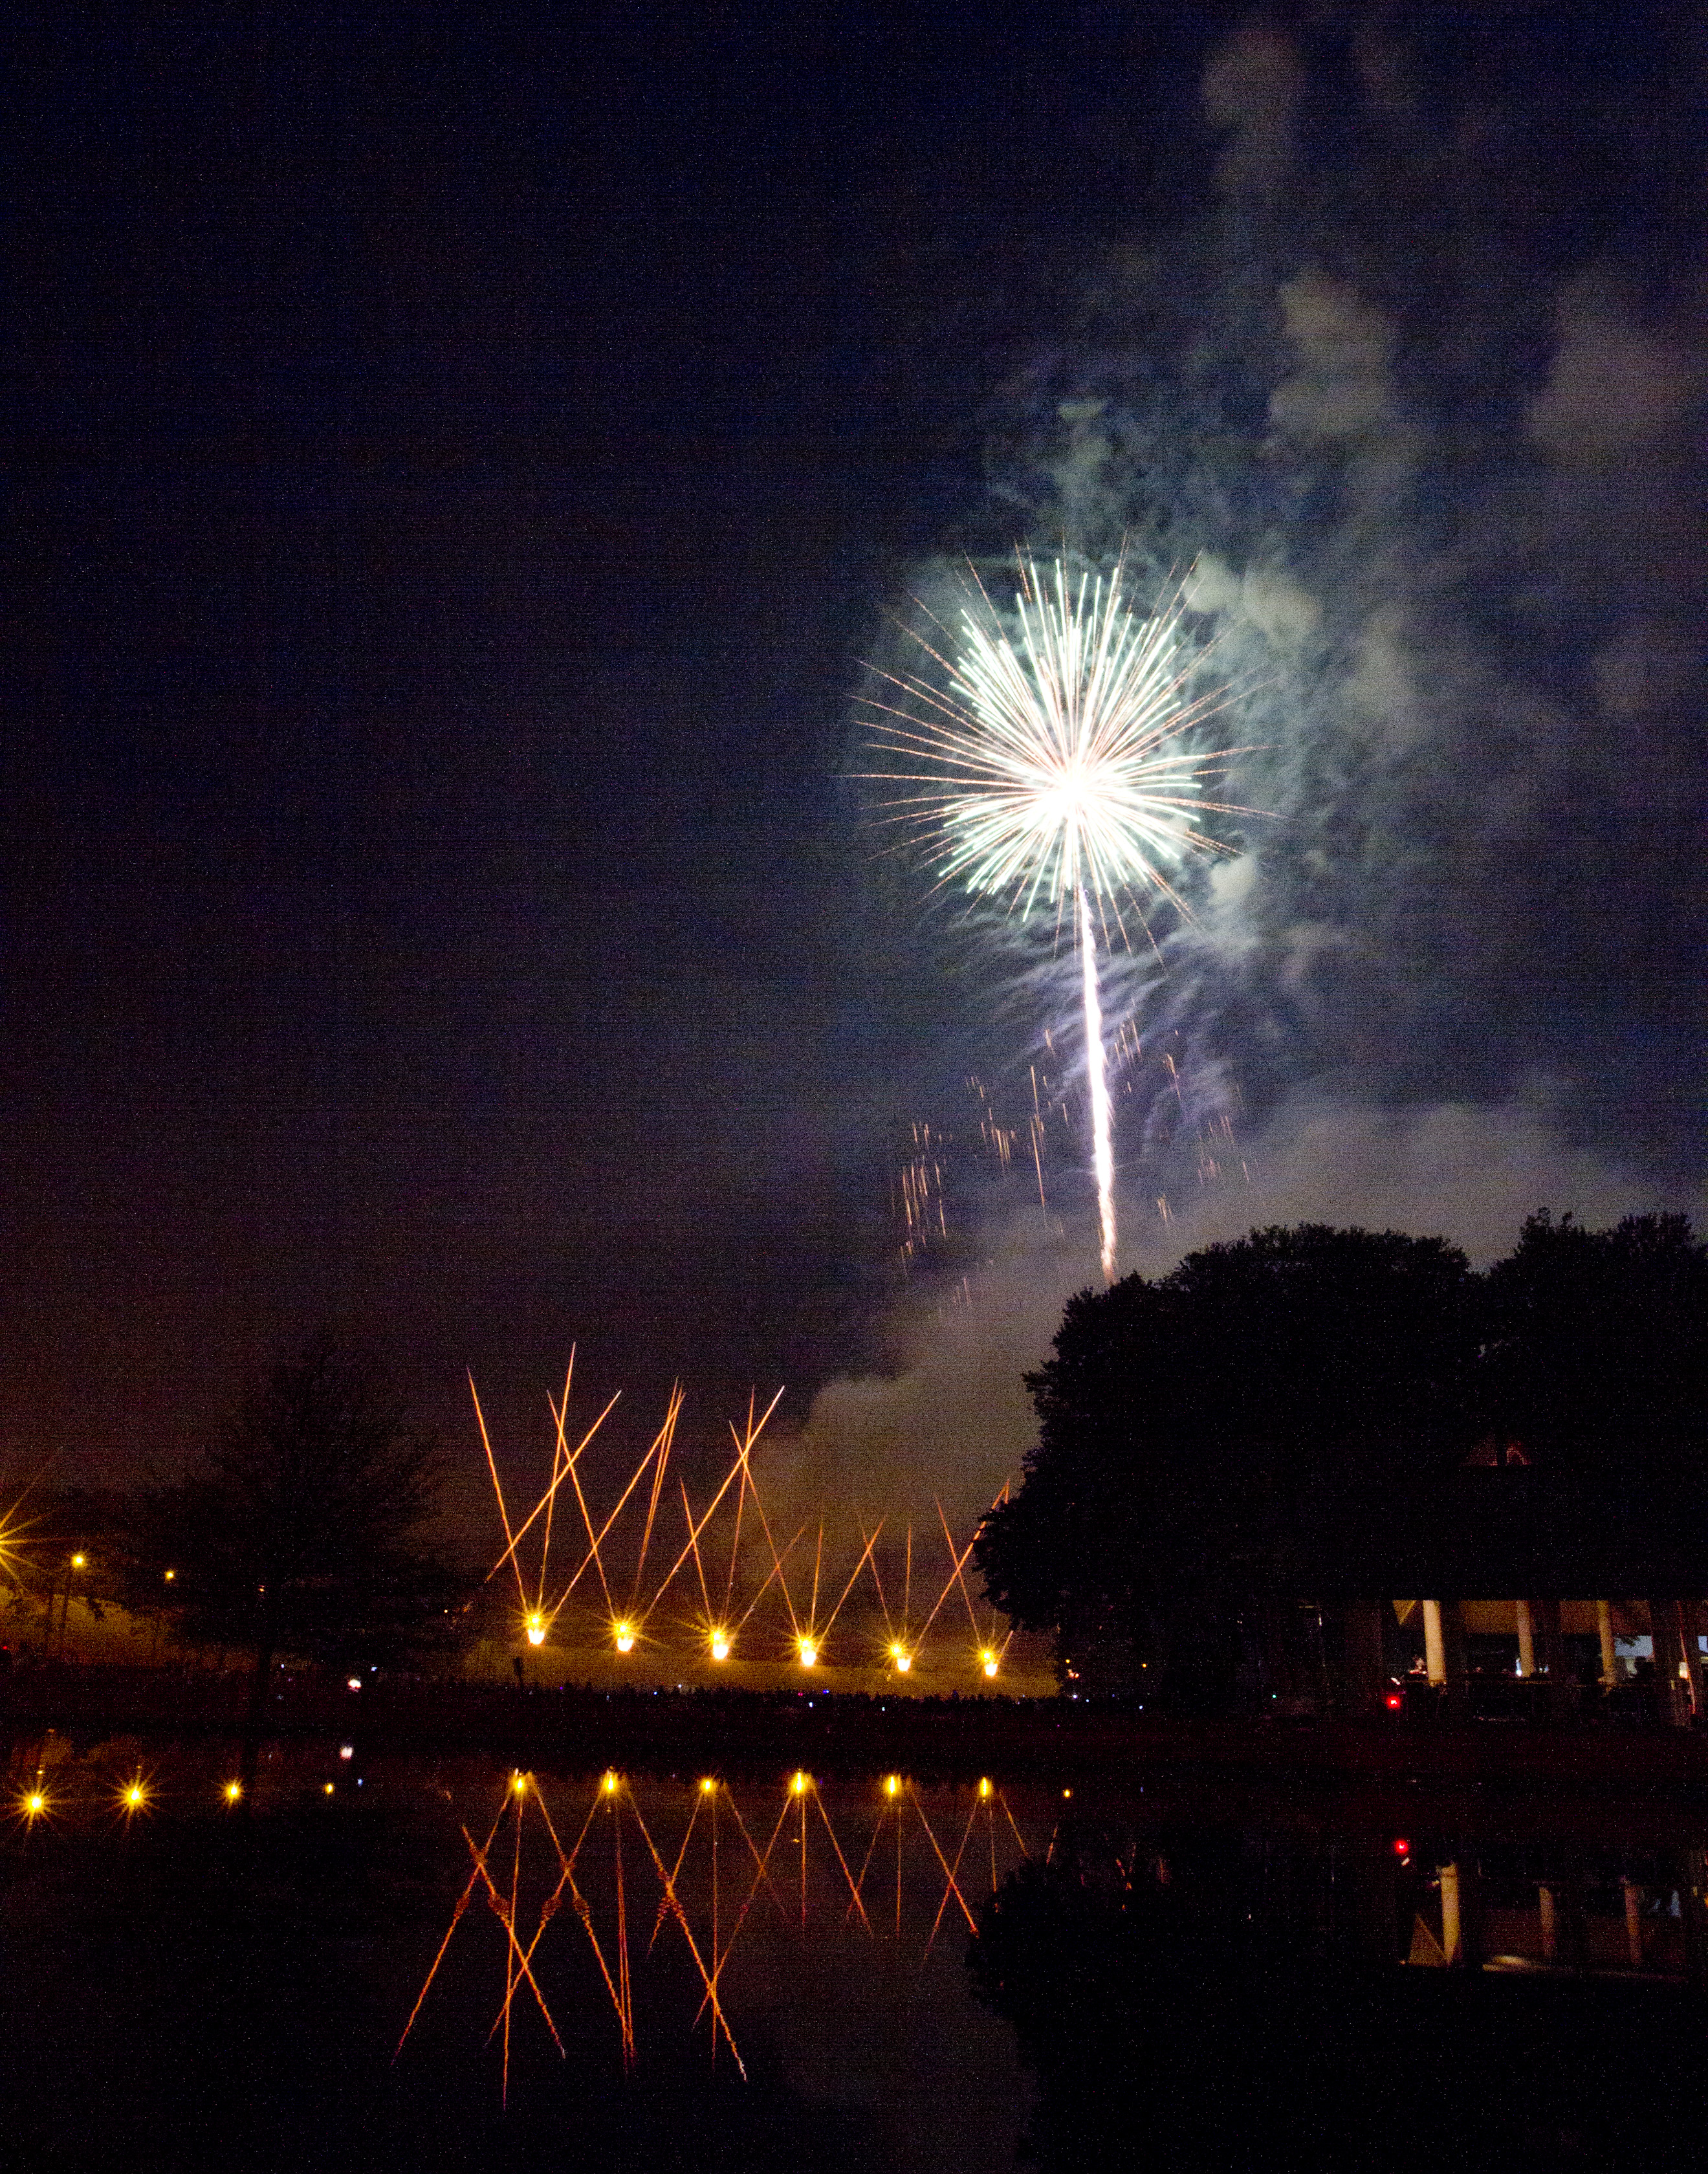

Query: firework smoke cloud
[801,3,1705,1511]
[983,2,1707,1190]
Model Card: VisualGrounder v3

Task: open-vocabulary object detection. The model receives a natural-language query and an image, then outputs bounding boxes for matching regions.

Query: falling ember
[860,553,1245,1281]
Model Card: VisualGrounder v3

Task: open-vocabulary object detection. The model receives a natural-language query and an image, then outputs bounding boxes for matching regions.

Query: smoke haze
[807,3,1706,1513]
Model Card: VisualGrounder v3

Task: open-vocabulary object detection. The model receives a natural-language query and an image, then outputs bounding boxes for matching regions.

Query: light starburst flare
[861,553,1245,1280]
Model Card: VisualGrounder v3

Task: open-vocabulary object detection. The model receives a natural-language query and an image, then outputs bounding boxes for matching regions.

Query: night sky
[5,4,1703,1533]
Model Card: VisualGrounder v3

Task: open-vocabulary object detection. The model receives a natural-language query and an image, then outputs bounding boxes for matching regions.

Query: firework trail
[862,553,1242,1280]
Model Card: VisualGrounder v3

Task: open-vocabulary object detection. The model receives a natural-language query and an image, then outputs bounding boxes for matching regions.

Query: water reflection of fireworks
[397,1770,1034,2100]
[474,1371,1014,1682]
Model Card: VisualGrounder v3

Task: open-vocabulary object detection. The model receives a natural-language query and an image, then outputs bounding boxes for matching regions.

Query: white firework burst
[860,553,1246,1280]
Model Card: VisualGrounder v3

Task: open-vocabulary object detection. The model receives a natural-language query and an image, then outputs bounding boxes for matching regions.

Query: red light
[1385,1692,1403,1710]
[1393,1837,1409,1856]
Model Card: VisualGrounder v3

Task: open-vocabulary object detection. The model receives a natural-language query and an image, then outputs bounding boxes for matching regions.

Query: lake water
[5,1727,1705,2170]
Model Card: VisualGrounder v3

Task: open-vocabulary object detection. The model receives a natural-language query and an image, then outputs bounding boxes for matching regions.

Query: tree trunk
[239,1588,278,1804]
[239,1638,272,1803]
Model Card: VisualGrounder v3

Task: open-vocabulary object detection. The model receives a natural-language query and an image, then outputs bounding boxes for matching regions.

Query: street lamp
[60,1552,87,1656]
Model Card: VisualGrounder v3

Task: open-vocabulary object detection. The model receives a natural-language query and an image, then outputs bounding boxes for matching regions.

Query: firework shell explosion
[860,553,1245,1280]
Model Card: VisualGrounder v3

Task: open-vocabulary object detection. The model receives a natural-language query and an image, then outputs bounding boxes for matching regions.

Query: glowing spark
[710,1631,730,1662]
[890,1643,912,1673]
[797,1638,817,1669]
[223,1780,242,1804]
[981,1649,999,1678]
[525,1610,545,1646]
[862,554,1242,1280]
[613,1621,635,1654]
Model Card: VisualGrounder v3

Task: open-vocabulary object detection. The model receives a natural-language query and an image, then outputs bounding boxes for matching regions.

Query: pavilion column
[1515,1598,1536,1678]
[1596,1599,1619,1689]
[1438,1860,1480,1966]
[1538,1856,1588,1968]
[1674,1599,1703,1722]
[1621,1876,1646,1971]
[1422,1600,1447,1686]
[1680,1848,1708,1988]
[1647,1599,1696,1728]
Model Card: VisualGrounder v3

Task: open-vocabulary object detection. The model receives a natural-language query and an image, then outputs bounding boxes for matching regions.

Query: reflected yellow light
[614,1621,635,1654]
[798,1638,818,1669]
[223,1781,242,1804]
[791,1770,810,1795]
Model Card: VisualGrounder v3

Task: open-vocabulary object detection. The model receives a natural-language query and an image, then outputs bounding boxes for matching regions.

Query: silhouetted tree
[1472,1211,1708,1590]
[975,1216,1708,1706]
[163,1333,459,1783]
[974,1225,1477,1703]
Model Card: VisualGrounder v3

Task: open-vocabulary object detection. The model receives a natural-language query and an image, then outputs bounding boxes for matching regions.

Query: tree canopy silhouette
[1473,1211,1708,1590]
[974,1215,1708,1698]
[162,1332,459,1684]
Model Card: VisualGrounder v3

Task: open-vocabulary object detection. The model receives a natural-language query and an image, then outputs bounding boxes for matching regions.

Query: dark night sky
[4,3,1704,1522]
